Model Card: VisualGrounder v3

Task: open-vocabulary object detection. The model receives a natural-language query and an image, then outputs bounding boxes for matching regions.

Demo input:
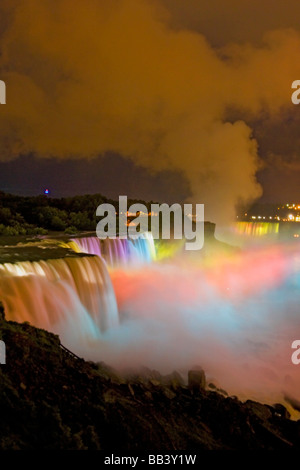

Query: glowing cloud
[0,1,300,221]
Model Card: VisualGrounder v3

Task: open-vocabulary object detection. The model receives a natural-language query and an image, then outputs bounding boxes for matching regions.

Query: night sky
[1,0,300,221]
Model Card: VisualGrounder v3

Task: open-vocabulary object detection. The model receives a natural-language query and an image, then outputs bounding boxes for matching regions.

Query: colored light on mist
[44,189,50,195]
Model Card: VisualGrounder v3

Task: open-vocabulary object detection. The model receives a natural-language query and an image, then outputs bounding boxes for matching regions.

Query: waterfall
[70,232,156,267]
[236,221,279,238]
[0,256,119,353]
[0,233,157,356]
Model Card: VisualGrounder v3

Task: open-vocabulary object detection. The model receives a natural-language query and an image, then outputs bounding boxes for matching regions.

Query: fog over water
[0,227,300,414]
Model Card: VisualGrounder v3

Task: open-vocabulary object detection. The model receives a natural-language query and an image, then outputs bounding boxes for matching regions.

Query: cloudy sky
[0,0,300,222]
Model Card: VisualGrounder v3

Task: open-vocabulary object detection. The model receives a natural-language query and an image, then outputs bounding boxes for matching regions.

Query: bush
[64,226,78,235]
[2,226,20,236]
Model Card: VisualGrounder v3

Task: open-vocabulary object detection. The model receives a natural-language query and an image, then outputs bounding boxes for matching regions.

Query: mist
[79,242,300,410]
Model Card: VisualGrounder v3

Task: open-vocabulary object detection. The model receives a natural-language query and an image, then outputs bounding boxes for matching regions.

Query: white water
[0,256,118,355]
[71,232,156,267]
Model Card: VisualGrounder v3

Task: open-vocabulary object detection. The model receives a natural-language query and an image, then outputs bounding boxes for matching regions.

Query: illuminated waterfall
[70,232,156,267]
[236,222,279,238]
[0,256,119,352]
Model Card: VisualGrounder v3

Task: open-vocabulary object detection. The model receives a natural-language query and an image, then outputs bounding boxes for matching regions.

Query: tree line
[0,192,155,236]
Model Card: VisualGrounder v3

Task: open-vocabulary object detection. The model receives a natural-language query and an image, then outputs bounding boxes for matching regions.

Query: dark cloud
[161,0,300,46]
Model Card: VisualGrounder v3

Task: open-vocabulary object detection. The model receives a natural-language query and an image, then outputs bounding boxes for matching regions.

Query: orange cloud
[0,0,300,222]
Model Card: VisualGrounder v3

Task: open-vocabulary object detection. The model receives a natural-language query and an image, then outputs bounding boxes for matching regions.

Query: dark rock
[0,302,5,321]
[149,378,161,387]
[162,370,185,390]
[144,391,153,400]
[208,382,217,390]
[244,400,272,421]
[188,369,206,392]
[0,316,300,450]
[272,403,291,420]
[128,384,135,396]
[163,389,176,400]
[125,367,162,386]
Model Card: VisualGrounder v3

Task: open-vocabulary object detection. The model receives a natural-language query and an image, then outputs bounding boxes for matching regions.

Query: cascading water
[0,256,119,354]
[0,233,157,359]
[236,221,279,238]
[70,232,156,267]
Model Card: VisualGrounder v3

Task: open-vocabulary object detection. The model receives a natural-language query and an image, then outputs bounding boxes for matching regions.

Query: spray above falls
[4,1,300,223]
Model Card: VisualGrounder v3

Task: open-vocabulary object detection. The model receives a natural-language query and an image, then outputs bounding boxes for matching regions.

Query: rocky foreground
[0,308,300,450]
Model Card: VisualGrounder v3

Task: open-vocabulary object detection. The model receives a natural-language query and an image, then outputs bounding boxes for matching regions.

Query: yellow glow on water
[59,240,82,253]
[154,239,185,260]
[236,222,279,237]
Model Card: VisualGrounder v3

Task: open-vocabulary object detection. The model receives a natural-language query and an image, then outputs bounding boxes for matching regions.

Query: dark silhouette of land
[0,304,299,451]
